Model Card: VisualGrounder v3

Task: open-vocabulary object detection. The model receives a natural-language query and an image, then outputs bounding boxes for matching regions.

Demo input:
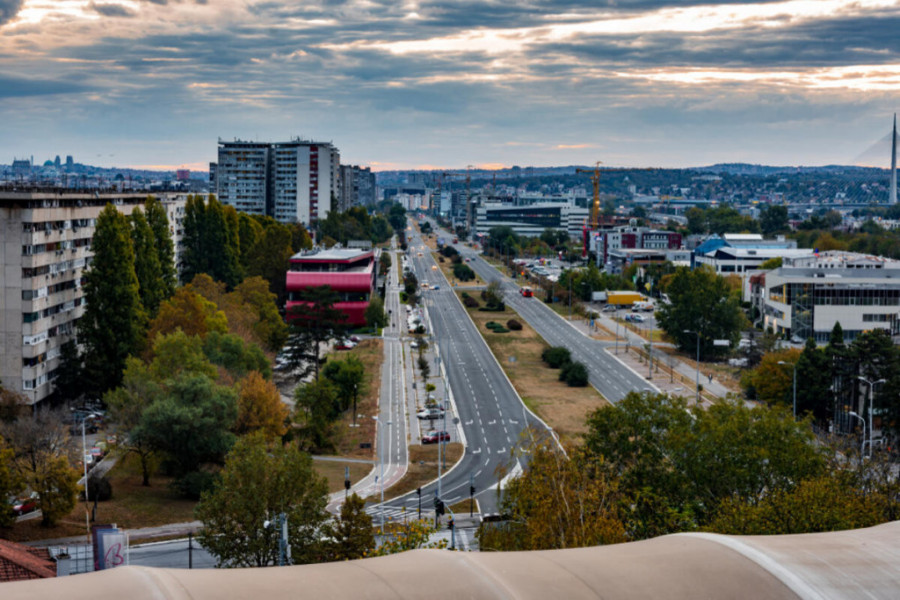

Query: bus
[521,286,534,298]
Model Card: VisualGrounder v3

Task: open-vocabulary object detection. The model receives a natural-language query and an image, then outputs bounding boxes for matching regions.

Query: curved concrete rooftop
[6,521,900,599]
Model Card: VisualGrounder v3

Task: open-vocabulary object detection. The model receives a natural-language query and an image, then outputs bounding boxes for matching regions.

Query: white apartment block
[215,139,340,226]
[0,191,184,406]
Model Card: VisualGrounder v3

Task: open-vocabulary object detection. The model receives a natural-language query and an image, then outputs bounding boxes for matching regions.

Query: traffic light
[434,498,445,516]
[447,516,454,531]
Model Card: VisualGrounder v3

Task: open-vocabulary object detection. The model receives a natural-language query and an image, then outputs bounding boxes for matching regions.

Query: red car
[10,495,38,516]
[422,431,451,444]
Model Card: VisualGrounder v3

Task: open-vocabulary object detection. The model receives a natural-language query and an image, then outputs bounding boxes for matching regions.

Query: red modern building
[285,248,376,327]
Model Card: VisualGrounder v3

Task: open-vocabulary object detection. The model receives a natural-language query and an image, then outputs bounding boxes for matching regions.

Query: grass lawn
[376,443,464,502]
[327,338,383,461]
[313,460,374,494]
[458,292,609,444]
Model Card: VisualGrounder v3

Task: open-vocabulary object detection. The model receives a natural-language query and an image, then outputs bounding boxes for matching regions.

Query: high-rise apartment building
[0,191,185,406]
[339,165,377,210]
[213,139,341,226]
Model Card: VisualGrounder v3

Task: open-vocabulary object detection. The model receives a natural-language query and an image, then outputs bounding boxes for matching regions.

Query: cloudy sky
[1,0,899,171]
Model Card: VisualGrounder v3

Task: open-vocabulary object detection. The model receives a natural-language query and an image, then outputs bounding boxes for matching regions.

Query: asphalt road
[372,225,551,519]
[434,223,657,403]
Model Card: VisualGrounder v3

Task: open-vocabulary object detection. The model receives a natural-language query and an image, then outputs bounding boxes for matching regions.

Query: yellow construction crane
[575,161,603,230]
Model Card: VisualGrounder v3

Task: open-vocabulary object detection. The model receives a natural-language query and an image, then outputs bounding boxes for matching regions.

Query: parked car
[601,304,617,312]
[625,313,646,323]
[9,494,38,516]
[417,407,444,420]
[422,431,451,444]
[335,340,357,350]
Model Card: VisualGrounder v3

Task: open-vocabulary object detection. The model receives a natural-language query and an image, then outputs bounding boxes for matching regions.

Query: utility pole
[188,532,193,569]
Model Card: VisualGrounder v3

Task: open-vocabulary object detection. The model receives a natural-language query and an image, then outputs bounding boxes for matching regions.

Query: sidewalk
[565,311,734,403]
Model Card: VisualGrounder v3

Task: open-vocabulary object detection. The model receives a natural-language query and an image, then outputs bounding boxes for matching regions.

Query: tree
[144,196,177,299]
[230,277,288,352]
[130,207,167,316]
[202,331,271,381]
[453,263,475,282]
[478,434,625,551]
[181,195,242,288]
[293,379,340,452]
[656,266,745,360]
[245,222,293,306]
[740,348,802,406]
[560,361,589,387]
[324,493,375,561]
[378,251,392,277]
[0,441,21,528]
[387,203,407,231]
[147,330,218,382]
[760,204,789,236]
[289,222,314,253]
[235,371,289,439]
[322,356,366,418]
[32,455,79,527]
[417,354,431,381]
[795,338,831,421]
[758,257,783,270]
[195,434,329,567]
[79,204,147,395]
[146,287,229,345]
[139,373,237,479]
[52,340,86,404]
[583,392,825,538]
[286,286,349,382]
[105,358,165,486]
[364,295,388,329]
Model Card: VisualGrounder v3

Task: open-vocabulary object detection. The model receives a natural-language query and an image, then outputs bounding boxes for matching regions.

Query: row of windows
[770,284,900,307]
[22,238,91,256]
[22,369,57,390]
[287,291,370,302]
[22,218,94,233]
[23,298,81,322]
[22,278,81,300]
[23,346,61,367]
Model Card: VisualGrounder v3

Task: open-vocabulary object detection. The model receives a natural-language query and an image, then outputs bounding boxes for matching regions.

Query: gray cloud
[0,0,23,26]
[0,73,92,98]
[89,2,136,18]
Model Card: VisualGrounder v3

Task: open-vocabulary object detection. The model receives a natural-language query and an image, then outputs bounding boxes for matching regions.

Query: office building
[0,191,185,406]
[340,165,377,210]
[474,203,589,239]
[762,258,900,344]
[285,248,376,327]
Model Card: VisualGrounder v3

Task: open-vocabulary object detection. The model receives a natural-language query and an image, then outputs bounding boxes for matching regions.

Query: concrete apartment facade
[215,139,341,226]
[0,191,184,406]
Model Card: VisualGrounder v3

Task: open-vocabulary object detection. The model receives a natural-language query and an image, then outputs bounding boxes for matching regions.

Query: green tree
[322,356,366,418]
[146,286,229,344]
[245,222,293,306]
[453,263,475,282]
[181,194,208,285]
[584,392,825,538]
[286,286,349,381]
[293,379,340,452]
[324,493,375,561]
[145,196,177,299]
[78,203,147,396]
[364,295,388,329]
[105,358,165,486]
[230,277,288,352]
[795,338,831,421]
[202,331,271,380]
[387,203,407,231]
[148,330,218,382]
[289,222,314,253]
[656,266,745,360]
[130,207,166,316]
[759,204,789,236]
[373,519,446,555]
[195,434,329,567]
[237,213,264,272]
[378,251,392,277]
[740,348,801,406]
[53,340,86,404]
[139,373,237,479]
[181,195,242,288]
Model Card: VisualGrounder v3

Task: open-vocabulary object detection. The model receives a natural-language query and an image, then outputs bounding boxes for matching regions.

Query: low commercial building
[592,223,682,271]
[763,265,900,343]
[285,248,376,327]
[474,203,589,239]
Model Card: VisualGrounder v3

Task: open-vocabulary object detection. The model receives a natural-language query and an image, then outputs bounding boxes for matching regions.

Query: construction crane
[575,161,603,230]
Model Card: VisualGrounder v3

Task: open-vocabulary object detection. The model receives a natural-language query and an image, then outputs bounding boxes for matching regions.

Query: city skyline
[1,0,899,171]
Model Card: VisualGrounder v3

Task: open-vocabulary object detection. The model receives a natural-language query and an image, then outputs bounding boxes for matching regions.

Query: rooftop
[0,539,56,582]
[289,248,373,262]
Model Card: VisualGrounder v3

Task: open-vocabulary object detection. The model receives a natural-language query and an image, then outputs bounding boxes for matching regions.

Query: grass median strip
[457,292,608,445]
[376,443,464,503]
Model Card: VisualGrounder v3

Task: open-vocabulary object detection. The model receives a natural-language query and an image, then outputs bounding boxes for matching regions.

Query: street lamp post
[372,416,392,535]
[857,376,885,458]
[684,330,700,404]
[849,411,867,457]
[777,361,797,418]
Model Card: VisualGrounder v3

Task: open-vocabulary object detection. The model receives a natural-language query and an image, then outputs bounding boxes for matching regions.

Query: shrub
[492,327,510,333]
[541,346,571,368]
[560,361,589,387]
[453,263,475,282]
[172,471,220,500]
[463,296,480,308]
[486,321,500,329]
[507,319,523,331]
[451,255,462,265]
